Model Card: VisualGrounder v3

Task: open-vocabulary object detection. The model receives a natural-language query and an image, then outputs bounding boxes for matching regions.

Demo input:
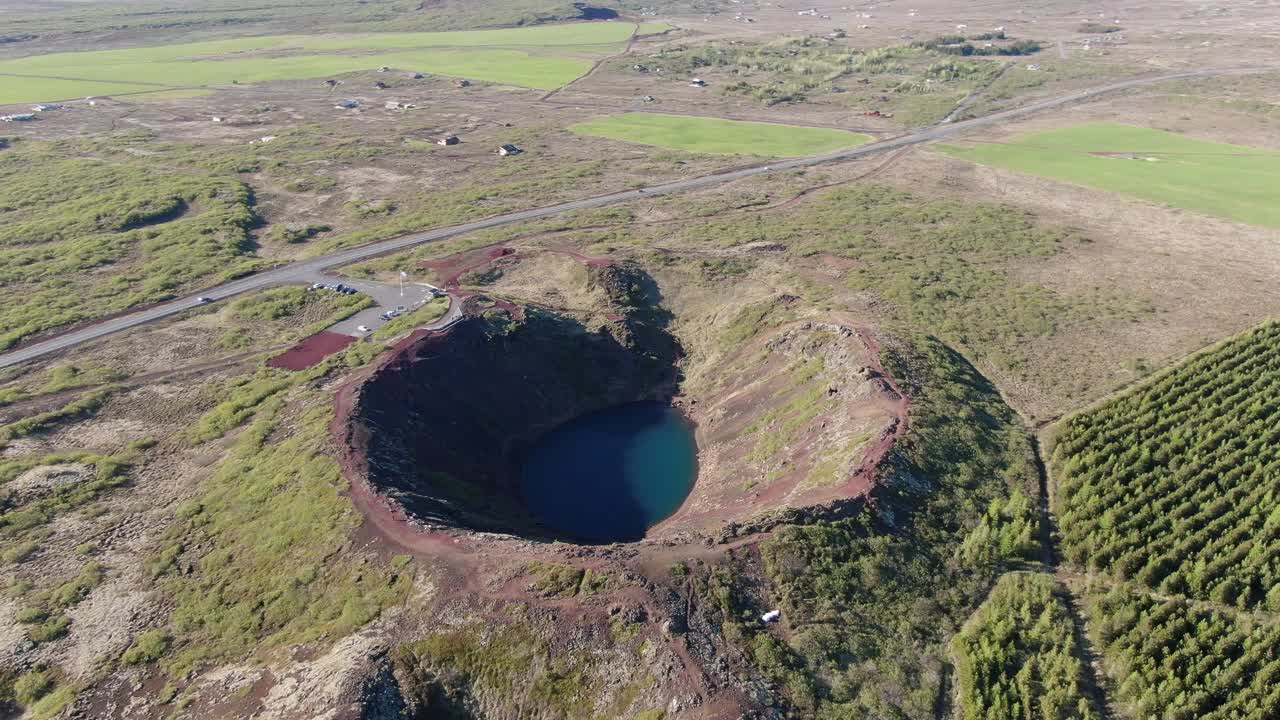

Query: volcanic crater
[332,261,905,545]
[333,264,686,542]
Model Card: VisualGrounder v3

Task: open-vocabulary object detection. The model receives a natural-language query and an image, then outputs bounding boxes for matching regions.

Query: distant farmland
[941,123,1280,228]
[570,113,871,156]
[0,21,666,102]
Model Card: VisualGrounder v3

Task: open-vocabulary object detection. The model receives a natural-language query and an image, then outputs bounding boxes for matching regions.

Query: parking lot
[302,275,442,337]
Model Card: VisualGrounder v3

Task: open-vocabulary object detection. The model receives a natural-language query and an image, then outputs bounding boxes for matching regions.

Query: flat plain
[570,112,871,156]
[941,123,1280,228]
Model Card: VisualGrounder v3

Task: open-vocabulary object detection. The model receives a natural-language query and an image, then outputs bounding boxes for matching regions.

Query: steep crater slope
[333,264,682,539]
[662,317,906,538]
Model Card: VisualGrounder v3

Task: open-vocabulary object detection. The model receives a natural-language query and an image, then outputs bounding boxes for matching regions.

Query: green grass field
[0,21,654,102]
[941,123,1280,228]
[569,113,871,156]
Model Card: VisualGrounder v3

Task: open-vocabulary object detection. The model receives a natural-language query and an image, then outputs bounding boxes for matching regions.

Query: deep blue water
[520,402,697,542]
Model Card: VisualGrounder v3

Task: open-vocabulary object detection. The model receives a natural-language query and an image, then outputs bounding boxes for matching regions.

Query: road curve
[0,65,1269,370]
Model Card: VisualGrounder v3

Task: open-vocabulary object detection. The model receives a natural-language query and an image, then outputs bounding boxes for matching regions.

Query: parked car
[356,325,371,333]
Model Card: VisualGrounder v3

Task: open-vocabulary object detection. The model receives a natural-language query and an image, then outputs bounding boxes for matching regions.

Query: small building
[689,78,707,87]
[437,135,461,146]
[1,114,36,122]
[497,144,523,156]
[454,79,471,88]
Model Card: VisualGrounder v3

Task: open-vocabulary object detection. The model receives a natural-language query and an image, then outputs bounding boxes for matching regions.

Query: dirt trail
[940,61,1015,124]
[1033,435,1118,720]
[931,339,1118,719]
[539,24,643,103]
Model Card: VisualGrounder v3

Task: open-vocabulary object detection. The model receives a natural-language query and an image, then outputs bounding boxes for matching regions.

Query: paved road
[0,65,1269,370]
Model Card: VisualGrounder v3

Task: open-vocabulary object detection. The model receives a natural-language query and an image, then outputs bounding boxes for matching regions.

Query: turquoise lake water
[519,402,697,542]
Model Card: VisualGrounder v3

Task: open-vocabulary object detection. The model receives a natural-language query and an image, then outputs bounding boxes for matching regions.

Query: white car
[356,325,371,333]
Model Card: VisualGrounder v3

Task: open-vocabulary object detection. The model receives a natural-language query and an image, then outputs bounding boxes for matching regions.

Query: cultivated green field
[941,123,1280,228]
[570,113,870,156]
[0,76,161,102]
[0,21,661,102]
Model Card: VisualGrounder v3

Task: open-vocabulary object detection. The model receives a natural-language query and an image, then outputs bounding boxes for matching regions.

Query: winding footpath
[0,64,1270,370]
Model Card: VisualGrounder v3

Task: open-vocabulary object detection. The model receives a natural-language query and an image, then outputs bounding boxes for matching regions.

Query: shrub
[1,540,37,564]
[28,615,69,643]
[121,629,171,665]
[14,607,46,624]
[13,669,52,706]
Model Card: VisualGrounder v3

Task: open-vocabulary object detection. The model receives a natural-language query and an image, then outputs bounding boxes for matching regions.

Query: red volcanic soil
[267,331,356,370]
[487,297,525,321]
[421,246,517,289]
[421,244,617,291]
[848,327,910,491]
